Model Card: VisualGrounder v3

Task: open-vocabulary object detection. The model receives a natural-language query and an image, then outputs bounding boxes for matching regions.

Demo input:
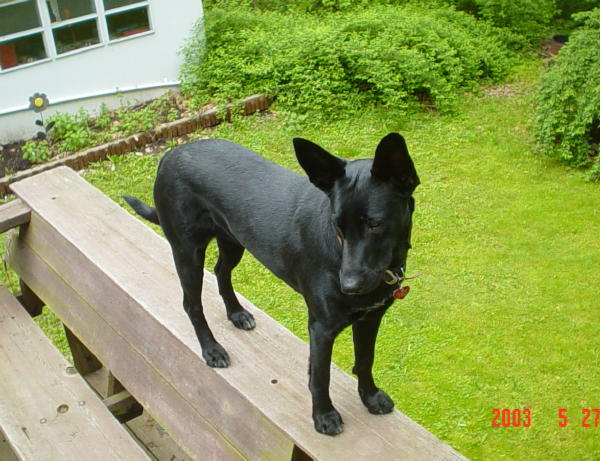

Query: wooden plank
[6,237,247,461]
[0,199,30,233]
[8,167,467,461]
[125,411,194,461]
[0,286,150,461]
[8,179,295,460]
[0,430,19,461]
[7,235,242,460]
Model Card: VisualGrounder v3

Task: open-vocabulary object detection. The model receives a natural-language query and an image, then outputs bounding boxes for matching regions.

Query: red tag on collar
[393,285,410,299]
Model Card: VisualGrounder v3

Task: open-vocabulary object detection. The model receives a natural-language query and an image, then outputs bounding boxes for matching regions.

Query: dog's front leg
[308,317,344,435]
[352,310,395,414]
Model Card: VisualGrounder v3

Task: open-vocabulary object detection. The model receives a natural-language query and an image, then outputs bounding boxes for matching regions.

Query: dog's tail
[122,195,160,225]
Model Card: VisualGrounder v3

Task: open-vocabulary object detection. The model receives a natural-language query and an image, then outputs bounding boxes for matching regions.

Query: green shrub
[181,4,516,118]
[447,0,556,41]
[22,140,51,164]
[95,104,113,130]
[555,0,600,20]
[116,106,160,136]
[535,8,600,180]
[202,0,370,12]
[48,109,96,153]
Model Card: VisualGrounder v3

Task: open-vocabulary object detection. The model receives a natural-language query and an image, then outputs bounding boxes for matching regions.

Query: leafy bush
[448,0,556,40]
[181,4,516,118]
[22,140,51,164]
[555,0,600,20]
[48,109,97,153]
[115,96,184,135]
[202,0,371,12]
[535,8,600,180]
[117,106,159,136]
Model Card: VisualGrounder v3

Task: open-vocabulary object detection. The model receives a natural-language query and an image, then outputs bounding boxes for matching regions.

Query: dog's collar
[384,269,422,300]
[385,268,422,284]
[384,269,403,285]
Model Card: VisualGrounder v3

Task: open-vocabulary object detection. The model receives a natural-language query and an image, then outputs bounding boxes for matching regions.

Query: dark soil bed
[0,141,31,178]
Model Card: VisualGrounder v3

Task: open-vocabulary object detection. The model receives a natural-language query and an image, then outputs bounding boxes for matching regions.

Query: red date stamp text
[491,408,600,428]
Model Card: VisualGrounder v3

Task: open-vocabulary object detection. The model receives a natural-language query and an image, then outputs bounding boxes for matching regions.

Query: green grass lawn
[3,61,599,460]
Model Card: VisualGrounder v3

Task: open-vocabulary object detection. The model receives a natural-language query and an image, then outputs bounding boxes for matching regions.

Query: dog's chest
[350,294,394,321]
[362,298,389,312]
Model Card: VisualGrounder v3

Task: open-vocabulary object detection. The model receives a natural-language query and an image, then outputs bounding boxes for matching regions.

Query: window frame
[0,0,152,73]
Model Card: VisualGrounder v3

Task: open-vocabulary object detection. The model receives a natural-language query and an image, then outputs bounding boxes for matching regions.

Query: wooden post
[64,326,103,376]
[64,327,125,399]
[103,390,143,423]
[107,371,125,396]
[17,279,44,317]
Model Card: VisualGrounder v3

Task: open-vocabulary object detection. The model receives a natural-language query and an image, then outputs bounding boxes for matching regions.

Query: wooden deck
[0,166,468,460]
[0,286,150,460]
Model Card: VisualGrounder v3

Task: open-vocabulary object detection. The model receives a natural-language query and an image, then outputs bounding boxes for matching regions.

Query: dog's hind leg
[172,241,231,368]
[214,236,256,330]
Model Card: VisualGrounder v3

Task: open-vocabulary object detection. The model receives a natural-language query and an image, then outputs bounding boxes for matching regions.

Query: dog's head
[293,133,419,295]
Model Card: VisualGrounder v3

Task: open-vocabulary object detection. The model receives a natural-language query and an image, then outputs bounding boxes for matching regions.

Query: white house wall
[0,0,203,144]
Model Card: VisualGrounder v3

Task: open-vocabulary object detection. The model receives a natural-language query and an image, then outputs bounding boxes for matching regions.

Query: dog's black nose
[340,276,364,295]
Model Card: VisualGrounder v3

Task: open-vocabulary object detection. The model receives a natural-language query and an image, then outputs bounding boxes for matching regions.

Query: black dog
[124,133,419,435]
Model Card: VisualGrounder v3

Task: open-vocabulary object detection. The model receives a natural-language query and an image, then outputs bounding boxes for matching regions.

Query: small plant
[167,107,179,122]
[22,140,51,164]
[47,109,96,153]
[117,106,160,136]
[96,104,113,130]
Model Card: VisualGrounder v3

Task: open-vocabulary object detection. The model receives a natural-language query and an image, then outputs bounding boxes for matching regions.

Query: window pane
[103,0,142,10]
[0,33,46,70]
[47,0,96,23]
[107,6,150,40]
[53,19,99,54]
[0,1,40,36]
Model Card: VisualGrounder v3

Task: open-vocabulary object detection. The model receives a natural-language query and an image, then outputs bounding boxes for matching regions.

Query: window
[0,0,151,72]
[47,0,96,22]
[0,0,46,70]
[105,2,150,41]
[53,18,100,54]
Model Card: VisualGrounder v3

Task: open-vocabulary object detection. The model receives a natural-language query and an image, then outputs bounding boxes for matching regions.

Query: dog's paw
[313,409,344,436]
[229,310,256,330]
[203,343,231,368]
[360,389,395,415]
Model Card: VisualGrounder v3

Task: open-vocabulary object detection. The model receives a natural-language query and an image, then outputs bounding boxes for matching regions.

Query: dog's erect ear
[293,138,346,192]
[371,133,420,195]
